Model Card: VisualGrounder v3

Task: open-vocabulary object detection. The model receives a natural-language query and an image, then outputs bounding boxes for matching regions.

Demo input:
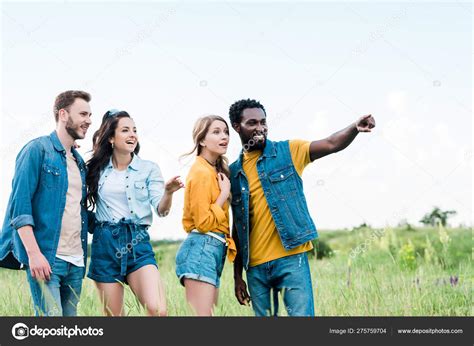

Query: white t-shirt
[100,168,133,222]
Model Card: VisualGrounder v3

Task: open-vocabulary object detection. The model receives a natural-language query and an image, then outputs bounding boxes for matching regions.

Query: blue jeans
[26,257,84,316]
[246,252,315,316]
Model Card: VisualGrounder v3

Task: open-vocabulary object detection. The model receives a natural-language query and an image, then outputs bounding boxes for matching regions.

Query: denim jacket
[95,155,164,226]
[229,139,318,270]
[0,131,89,274]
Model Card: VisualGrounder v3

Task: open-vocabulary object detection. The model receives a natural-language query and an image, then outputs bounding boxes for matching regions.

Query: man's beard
[65,117,84,140]
[243,133,266,151]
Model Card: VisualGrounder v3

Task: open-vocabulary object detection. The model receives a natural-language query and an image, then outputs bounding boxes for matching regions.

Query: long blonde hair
[182,115,230,178]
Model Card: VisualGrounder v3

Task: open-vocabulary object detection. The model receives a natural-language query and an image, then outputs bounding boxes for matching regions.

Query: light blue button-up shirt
[95,154,165,226]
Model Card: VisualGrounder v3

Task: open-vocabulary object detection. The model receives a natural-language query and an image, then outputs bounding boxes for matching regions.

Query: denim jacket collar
[49,131,66,153]
[71,148,86,170]
[261,139,277,158]
[49,131,85,169]
[233,139,276,178]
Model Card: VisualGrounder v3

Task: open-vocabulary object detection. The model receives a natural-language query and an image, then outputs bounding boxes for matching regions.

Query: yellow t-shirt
[243,140,314,267]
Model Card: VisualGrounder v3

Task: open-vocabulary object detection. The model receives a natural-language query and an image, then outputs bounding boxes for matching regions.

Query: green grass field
[0,226,471,316]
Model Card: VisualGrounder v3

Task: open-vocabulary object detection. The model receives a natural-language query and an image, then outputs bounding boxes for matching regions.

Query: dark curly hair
[229,99,266,125]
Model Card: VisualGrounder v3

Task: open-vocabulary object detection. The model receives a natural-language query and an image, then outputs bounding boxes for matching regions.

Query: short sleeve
[289,140,311,176]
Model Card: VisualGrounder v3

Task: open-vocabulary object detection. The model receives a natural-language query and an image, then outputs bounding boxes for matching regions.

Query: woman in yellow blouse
[176,115,236,316]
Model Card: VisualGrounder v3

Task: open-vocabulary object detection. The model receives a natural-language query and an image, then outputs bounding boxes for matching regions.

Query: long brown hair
[86,110,140,209]
[182,115,230,177]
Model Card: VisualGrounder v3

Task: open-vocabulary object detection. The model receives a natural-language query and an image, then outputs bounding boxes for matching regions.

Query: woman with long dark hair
[175,115,237,316]
[86,109,183,316]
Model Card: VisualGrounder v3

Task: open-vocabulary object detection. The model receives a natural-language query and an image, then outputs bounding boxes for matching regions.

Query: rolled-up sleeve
[11,214,35,230]
[148,162,165,213]
[9,141,42,230]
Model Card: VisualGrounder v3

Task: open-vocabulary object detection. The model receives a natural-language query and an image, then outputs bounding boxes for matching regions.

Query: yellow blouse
[182,156,236,261]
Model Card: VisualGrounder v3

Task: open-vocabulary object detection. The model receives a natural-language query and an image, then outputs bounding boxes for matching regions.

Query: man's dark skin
[231,108,376,305]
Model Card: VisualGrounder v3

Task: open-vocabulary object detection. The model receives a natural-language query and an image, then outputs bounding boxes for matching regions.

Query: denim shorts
[87,219,157,284]
[175,231,226,288]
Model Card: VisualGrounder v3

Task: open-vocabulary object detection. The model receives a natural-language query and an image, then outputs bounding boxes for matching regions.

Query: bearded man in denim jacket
[229,99,375,316]
[0,90,92,316]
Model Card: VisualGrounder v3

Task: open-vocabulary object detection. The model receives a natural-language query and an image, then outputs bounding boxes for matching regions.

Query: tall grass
[0,227,471,316]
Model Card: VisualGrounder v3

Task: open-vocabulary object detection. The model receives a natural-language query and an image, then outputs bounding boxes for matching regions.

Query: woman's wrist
[216,192,228,207]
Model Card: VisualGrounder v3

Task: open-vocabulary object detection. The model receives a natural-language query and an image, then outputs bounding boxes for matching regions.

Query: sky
[1,1,472,240]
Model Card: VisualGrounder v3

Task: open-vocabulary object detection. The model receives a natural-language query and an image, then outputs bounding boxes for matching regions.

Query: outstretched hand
[356,114,376,133]
[165,175,185,194]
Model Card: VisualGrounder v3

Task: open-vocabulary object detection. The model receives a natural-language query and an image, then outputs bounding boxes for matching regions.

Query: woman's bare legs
[127,264,167,316]
[95,282,124,316]
[184,278,218,316]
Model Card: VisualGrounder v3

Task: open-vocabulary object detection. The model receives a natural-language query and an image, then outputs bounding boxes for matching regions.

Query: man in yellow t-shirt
[243,139,313,268]
[228,98,376,316]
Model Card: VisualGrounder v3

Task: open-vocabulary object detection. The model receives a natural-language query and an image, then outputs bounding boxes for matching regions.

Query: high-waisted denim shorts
[175,231,226,288]
[87,219,157,284]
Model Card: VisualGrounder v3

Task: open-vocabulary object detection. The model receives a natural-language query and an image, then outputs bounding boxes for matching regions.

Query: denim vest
[0,131,89,275]
[229,139,318,270]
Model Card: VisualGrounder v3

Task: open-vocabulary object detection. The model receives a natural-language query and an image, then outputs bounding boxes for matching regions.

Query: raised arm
[157,176,184,217]
[309,114,375,161]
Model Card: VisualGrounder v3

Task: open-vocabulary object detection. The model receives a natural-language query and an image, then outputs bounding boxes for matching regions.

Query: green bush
[310,239,334,259]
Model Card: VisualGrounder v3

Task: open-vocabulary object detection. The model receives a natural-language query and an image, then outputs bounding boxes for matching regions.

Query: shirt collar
[106,154,140,171]
[196,155,217,173]
[261,139,276,158]
[49,130,66,153]
[128,154,140,170]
